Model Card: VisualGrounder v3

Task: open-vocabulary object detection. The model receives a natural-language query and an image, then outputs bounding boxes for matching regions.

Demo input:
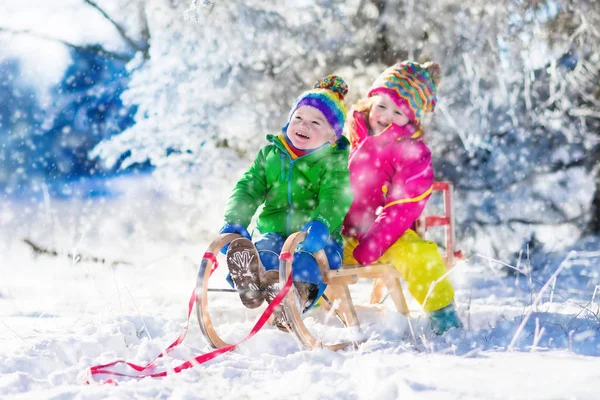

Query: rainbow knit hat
[368,61,442,126]
[284,75,348,139]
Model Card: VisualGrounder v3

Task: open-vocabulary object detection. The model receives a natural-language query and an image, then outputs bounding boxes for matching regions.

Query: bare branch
[568,108,600,119]
[84,0,148,56]
[530,192,569,221]
[23,238,131,266]
[138,1,151,58]
[352,0,367,24]
[0,26,132,61]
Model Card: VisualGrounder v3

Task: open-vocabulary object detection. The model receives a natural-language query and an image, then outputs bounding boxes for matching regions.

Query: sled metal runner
[196,181,461,350]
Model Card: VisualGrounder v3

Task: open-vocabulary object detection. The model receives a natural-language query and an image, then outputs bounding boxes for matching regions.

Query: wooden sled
[196,181,460,350]
[279,181,461,350]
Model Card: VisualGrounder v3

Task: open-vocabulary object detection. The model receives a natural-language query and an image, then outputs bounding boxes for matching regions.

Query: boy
[219,76,353,328]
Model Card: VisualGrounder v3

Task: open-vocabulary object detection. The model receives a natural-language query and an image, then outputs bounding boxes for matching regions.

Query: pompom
[313,75,348,100]
[423,62,442,88]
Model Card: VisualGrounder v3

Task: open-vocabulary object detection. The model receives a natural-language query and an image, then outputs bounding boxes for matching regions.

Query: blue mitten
[219,223,251,254]
[301,220,329,253]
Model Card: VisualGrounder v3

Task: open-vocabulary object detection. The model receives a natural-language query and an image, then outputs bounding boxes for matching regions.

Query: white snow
[1,175,600,399]
[1,3,599,396]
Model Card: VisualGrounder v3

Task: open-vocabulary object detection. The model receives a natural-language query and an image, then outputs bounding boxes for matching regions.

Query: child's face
[287,106,336,149]
[368,93,410,135]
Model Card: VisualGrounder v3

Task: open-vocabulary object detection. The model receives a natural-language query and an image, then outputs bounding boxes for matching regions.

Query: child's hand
[302,220,329,253]
[219,223,251,254]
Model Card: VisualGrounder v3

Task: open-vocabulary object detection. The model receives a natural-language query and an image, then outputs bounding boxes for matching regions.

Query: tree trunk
[589,168,600,234]
[370,0,406,66]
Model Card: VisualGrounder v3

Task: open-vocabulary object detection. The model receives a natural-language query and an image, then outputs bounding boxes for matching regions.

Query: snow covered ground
[1,176,600,399]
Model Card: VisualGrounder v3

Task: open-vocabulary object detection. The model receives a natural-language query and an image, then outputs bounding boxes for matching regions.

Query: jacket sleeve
[223,148,268,228]
[310,152,353,233]
[353,140,434,265]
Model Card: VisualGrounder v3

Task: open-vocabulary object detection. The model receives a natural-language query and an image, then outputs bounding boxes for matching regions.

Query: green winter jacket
[224,134,353,243]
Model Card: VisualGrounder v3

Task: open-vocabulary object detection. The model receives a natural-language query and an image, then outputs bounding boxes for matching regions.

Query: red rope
[85,251,293,384]
[204,251,219,274]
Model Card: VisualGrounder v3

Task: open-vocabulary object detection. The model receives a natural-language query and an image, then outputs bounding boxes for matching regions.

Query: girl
[341,61,462,335]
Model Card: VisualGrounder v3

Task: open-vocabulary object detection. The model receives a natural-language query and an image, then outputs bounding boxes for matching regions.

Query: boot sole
[226,238,264,309]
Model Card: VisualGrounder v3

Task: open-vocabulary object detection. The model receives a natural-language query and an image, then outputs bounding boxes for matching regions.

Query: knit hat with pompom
[368,61,442,126]
[283,75,348,139]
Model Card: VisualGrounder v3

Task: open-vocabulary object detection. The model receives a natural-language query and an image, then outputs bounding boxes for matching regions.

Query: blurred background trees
[1,0,598,260]
[0,0,149,198]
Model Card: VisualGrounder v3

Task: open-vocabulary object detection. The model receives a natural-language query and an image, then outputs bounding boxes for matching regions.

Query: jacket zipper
[286,158,295,236]
[272,139,327,236]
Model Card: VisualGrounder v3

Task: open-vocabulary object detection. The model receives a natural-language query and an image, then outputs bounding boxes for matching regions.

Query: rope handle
[85,251,293,384]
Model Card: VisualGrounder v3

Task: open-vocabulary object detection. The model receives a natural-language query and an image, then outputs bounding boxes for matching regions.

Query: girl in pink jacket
[342,61,462,334]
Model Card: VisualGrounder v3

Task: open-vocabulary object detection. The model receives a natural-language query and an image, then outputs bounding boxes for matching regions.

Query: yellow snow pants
[343,229,454,312]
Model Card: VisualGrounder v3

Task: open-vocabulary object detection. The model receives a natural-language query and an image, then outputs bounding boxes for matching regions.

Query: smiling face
[368,93,410,135]
[286,106,336,150]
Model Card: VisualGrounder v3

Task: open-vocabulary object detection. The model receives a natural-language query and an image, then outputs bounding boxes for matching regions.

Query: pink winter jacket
[342,111,434,265]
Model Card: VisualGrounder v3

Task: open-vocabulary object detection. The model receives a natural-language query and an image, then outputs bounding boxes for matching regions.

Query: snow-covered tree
[424,0,600,258]
[351,0,600,258]
[0,0,151,197]
[92,0,371,239]
[92,0,599,258]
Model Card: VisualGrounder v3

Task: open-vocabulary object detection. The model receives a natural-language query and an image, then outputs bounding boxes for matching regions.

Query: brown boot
[263,278,319,332]
[294,281,319,311]
[261,271,292,332]
[226,238,264,309]
[260,269,279,287]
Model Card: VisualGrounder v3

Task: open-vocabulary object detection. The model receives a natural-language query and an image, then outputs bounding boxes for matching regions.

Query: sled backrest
[414,181,461,268]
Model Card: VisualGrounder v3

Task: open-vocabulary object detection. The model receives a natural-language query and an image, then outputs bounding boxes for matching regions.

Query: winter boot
[260,269,279,287]
[294,281,319,311]
[289,251,322,311]
[260,270,290,332]
[266,291,291,332]
[226,238,264,309]
[263,281,318,332]
[428,303,464,335]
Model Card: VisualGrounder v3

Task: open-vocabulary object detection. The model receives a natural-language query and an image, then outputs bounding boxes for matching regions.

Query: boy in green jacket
[219,76,353,327]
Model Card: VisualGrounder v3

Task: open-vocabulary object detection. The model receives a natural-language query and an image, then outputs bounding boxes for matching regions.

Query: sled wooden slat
[424,216,450,227]
[415,181,459,268]
[323,284,360,327]
[325,263,399,280]
[369,277,387,305]
[325,260,409,315]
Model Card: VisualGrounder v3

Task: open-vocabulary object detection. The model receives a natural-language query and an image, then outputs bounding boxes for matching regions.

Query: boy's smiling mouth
[295,131,310,139]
